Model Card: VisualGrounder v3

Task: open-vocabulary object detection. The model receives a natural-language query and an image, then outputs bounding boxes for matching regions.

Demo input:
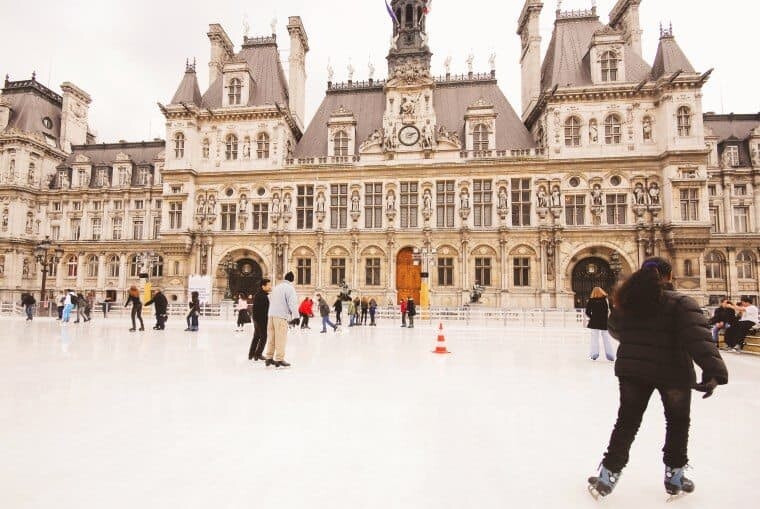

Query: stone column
[316,231,325,290]
[351,234,359,290]
[722,178,734,233]
[97,253,106,294]
[499,235,508,308]
[386,235,396,298]
[76,253,85,289]
[698,251,707,303]
[119,253,128,291]
[726,247,738,299]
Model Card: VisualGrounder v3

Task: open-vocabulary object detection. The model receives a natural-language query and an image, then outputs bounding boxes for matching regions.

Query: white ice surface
[1,316,758,509]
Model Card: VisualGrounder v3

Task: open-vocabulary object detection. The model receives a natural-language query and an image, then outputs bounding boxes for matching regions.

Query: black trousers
[361,309,368,324]
[155,313,167,330]
[249,319,267,359]
[725,321,754,348]
[602,377,691,472]
[335,311,341,325]
[300,313,310,328]
[131,305,144,329]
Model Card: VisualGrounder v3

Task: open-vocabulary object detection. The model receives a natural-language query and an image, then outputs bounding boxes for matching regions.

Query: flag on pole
[423,0,433,15]
[385,1,400,25]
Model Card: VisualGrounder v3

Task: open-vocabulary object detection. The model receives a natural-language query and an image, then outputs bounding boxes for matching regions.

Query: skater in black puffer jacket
[588,257,728,501]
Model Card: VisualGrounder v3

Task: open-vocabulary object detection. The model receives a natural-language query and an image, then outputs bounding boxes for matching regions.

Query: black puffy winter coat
[608,290,728,388]
[585,297,609,330]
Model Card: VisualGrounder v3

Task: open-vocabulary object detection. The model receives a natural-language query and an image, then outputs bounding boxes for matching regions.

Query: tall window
[725,146,739,167]
[153,216,161,239]
[134,200,144,210]
[86,255,98,278]
[48,258,58,277]
[709,206,721,233]
[677,107,692,137]
[334,131,349,157]
[50,225,60,240]
[606,194,627,225]
[118,167,129,186]
[91,217,102,240]
[221,204,237,231]
[511,178,531,226]
[473,124,489,151]
[684,260,694,277]
[330,258,346,286]
[169,202,182,229]
[108,256,120,278]
[132,219,144,240]
[475,257,492,287]
[438,257,454,287]
[129,255,140,278]
[679,189,699,221]
[330,184,348,229]
[67,256,78,278]
[734,206,750,233]
[70,219,81,241]
[400,182,418,228]
[174,132,185,158]
[601,51,618,82]
[296,258,312,285]
[564,117,581,147]
[256,133,270,159]
[227,78,242,105]
[364,183,383,229]
[436,180,455,228]
[604,114,622,144]
[705,251,724,279]
[202,139,210,158]
[226,134,238,160]
[95,168,108,187]
[112,217,123,240]
[251,203,269,230]
[473,179,492,227]
[734,184,747,196]
[297,185,314,230]
[565,195,586,226]
[737,251,755,279]
[136,167,150,186]
[514,257,530,287]
[151,257,164,278]
[365,258,381,286]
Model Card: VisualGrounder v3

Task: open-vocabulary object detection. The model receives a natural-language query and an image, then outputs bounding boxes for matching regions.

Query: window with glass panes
[606,194,627,225]
[91,217,102,240]
[153,217,161,238]
[705,252,724,279]
[437,257,454,286]
[136,167,150,186]
[565,195,585,225]
[679,189,699,221]
[132,219,144,240]
[151,257,163,278]
[129,256,140,277]
[251,203,268,230]
[365,258,381,286]
[221,204,237,231]
[511,178,531,226]
[330,258,346,286]
[436,180,455,228]
[604,115,622,144]
[70,219,81,240]
[330,184,348,229]
[734,206,749,233]
[296,258,312,285]
[475,257,492,286]
[725,146,739,166]
[473,179,492,227]
[737,251,755,279]
[108,256,119,278]
[50,225,60,240]
[364,183,383,228]
[400,182,418,228]
[67,256,78,277]
[96,168,108,187]
[86,256,98,278]
[565,117,581,146]
[118,167,129,186]
[734,184,747,196]
[297,185,314,229]
[709,207,721,233]
[169,202,182,229]
[112,217,122,240]
[514,257,530,287]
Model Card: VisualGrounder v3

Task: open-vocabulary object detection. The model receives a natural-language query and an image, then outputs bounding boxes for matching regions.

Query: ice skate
[665,466,694,502]
[587,465,621,500]
[275,360,291,369]
[264,358,276,367]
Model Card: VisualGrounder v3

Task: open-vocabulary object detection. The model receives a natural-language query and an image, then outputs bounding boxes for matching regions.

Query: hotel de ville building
[1,0,759,309]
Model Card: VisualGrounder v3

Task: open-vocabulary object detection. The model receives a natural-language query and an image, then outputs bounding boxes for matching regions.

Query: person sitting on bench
[725,297,758,351]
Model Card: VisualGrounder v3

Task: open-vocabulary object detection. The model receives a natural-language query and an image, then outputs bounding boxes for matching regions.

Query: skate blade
[666,492,688,503]
[587,484,602,501]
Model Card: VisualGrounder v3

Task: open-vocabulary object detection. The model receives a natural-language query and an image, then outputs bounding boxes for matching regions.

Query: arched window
[737,250,755,279]
[677,106,692,137]
[151,256,164,278]
[705,251,725,279]
[604,114,622,145]
[174,132,185,158]
[601,51,619,82]
[334,130,349,157]
[564,117,581,147]
[256,133,270,159]
[226,134,238,160]
[405,4,414,28]
[48,257,58,277]
[86,255,99,278]
[129,255,140,278]
[473,124,489,151]
[107,255,120,278]
[202,138,210,159]
[227,78,242,105]
[67,255,78,278]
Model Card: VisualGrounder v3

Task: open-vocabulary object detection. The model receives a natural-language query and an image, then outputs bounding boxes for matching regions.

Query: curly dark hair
[613,257,673,317]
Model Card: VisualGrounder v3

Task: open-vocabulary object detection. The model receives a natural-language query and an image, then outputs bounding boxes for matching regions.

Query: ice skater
[400,298,407,327]
[145,288,168,330]
[263,271,299,368]
[406,297,416,328]
[249,278,271,361]
[298,296,313,329]
[317,294,339,333]
[124,286,144,332]
[588,257,728,501]
[585,287,615,361]
[61,289,76,325]
[235,293,250,332]
[21,293,36,321]
[185,292,200,331]
[333,296,343,325]
[369,297,377,326]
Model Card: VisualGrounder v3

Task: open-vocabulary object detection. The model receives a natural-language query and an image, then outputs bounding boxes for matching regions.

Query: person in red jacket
[400,298,407,327]
[298,297,313,329]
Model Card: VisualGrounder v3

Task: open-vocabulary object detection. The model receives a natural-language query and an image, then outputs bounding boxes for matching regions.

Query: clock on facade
[398,125,420,146]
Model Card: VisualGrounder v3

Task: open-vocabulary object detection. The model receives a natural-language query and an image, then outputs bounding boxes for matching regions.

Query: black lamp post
[34,236,64,306]
[221,256,236,300]
[610,252,623,281]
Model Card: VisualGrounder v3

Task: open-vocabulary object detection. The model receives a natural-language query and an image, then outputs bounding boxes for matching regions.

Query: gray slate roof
[65,140,165,166]
[295,80,534,157]
[170,69,203,106]
[704,113,760,167]
[201,42,289,109]
[651,35,696,79]
[1,79,62,145]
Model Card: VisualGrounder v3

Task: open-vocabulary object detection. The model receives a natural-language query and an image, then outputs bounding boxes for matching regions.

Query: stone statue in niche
[386,190,396,211]
[206,195,217,215]
[283,193,292,213]
[648,183,660,205]
[421,124,434,149]
[399,95,418,116]
[26,214,33,231]
[196,196,206,215]
[460,189,470,209]
[239,194,248,214]
[633,183,646,205]
[550,186,561,208]
[591,184,603,206]
[423,189,432,212]
[589,119,599,143]
[242,139,251,158]
[351,191,360,212]
[316,192,325,213]
[271,193,281,215]
[536,185,548,208]
[498,187,508,209]
[1,209,7,230]
[22,258,30,278]
[642,117,653,141]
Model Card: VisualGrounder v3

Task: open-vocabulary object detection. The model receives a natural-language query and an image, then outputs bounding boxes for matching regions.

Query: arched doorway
[229,258,263,298]
[396,247,421,304]
[572,257,616,308]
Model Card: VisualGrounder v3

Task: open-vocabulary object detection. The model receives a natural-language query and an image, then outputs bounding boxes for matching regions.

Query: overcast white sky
[2,0,757,142]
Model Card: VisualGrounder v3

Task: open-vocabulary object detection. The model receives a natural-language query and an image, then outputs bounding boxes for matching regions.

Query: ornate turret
[387,0,433,77]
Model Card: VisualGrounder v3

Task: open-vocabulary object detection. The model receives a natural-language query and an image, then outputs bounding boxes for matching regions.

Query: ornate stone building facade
[1,0,759,307]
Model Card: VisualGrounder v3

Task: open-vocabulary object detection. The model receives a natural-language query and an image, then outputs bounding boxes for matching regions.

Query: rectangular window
[726,146,740,167]
[95,168,108,187]
[296,258,312,285]
[679,188,699,221]
[50,225,60,240]
[364,183,383,229]
[221,204,237,231]
[52,201,62,212]
[112,217,123,240]
[606,194,627,225]
[330,183,348,229]
[437,257,454,287]
[475,257,492,287]
[708,185,717,197]
[734,184,747,196]
[365,258,381,286]
[113,200,123,210]
[511,178,531,226]
[92,201,102,211]
[72,201,82,211]
[154,199,162,209]
[330,258,346,286]
[169,202,182,229]
[709,207,721,233]
[77,168,88,188]
[136,167,150,186]
[514,257,530,287]
[734,206,750,233]
[153,216,161,239]
[565,195,586,226]
[251,203,269,230]
[297,185,314,230]
[134,200,144,210]
[91,217,102,241]
[118,167,129,186]
[400,182,418,228]
[70,219,81,241]
[132,219,144,240]
[436,180,455,228]
[473,179,492,228]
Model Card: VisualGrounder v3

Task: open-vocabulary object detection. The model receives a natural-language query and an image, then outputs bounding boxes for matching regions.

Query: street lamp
[34,236,64,306]
[413,246,437,308]
[610,252,623,281]
[221,255,237,300]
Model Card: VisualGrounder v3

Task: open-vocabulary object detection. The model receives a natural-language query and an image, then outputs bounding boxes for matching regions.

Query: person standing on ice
[406,297,416,328]
[263,271,299,368]
[249,278,271,361]
[400,297,407,327]
[588,257,728,500]
[585,287,615,361]
[317,294,338,334]
[124,286,144,332]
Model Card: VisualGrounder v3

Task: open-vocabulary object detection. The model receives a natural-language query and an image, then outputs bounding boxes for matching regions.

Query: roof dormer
[222,59,255,107]
[588,26,626,85]
[327,105,357,158]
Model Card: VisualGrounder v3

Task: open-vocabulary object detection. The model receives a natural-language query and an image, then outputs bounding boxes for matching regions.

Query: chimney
[207,24,234,86]
[287,16,309,131]
[517,0,543,118]
[609,0,643,57]
[60,82,92,153]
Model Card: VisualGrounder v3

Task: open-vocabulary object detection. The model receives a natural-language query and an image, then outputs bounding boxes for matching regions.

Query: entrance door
[229,258,263,298]
[396,248,421,304]
[572,257,616,308]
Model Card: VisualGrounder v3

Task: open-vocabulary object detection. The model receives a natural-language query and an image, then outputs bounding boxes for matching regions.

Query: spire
[170,59,203,106]
[386,0,433,76]
[651,24,696,79]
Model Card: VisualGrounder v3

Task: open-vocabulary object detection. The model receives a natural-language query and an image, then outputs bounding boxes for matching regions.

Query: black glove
[693,378,718,399]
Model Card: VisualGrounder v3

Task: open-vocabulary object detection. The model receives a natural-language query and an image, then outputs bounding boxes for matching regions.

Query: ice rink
[1,315,758,508]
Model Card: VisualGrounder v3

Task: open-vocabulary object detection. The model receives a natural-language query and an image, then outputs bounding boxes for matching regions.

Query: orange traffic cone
[432,322,451,354]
